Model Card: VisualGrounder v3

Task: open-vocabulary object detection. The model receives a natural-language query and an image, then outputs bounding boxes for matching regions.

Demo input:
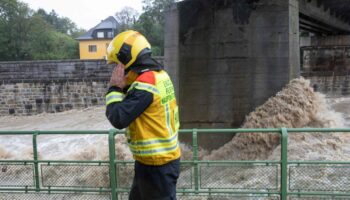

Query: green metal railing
[0,128,350,200]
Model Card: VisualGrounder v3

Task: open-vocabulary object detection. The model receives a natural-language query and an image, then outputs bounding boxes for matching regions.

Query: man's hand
[110,64,127,89]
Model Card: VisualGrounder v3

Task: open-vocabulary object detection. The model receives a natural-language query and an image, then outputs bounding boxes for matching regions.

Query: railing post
[108,129,118,200]
[281,128,288,200]
[33,131,40,192]
[192,129,199,193]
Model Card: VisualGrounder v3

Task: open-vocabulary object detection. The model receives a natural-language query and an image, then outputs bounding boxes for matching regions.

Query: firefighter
[105,30,181,200]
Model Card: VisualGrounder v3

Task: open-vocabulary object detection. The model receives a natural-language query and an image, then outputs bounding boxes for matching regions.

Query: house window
[97,31,104,38]
[88,45,97,52]
[107,31,113,38]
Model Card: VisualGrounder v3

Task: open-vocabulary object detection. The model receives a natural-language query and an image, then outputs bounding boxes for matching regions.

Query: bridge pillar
[165,0,300,150]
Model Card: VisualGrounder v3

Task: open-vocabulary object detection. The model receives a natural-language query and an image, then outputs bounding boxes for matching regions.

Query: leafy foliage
[0,0,82,61]
[115,7,139,31]
[116,0,176,56]
[24,15,79,60]
[0,0,178,60]
[0,0,31,60]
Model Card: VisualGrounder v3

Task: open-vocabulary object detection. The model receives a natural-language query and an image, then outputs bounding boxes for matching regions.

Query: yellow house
[76,16,119,59]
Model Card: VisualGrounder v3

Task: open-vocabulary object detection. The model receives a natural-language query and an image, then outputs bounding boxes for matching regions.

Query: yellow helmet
[107,30,151,69]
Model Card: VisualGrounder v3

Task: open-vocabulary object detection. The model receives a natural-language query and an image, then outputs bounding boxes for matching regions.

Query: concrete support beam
[164,5,180,99]
[290,0,301,79]
[165,0,300,149]
[299,0,350,34]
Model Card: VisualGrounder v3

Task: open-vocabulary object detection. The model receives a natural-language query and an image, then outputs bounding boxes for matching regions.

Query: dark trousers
[129,159,180,200]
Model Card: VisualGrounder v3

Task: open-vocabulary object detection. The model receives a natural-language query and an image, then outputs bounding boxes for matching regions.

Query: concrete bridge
[164,0,350,148]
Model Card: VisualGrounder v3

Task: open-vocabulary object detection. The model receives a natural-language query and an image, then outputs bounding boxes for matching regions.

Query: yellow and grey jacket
[106,70,181,165]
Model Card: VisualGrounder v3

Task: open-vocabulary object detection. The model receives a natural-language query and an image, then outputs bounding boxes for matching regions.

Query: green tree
[34,8,85,36]
[142,0,175,22]
[0,0,80,61]
[115,7,139,31]
[0,0,32,60]
[23,15,79,60]
[133,0,176,56]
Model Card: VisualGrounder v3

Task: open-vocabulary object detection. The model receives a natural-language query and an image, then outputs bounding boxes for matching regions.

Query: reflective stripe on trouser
[105,91,124,105]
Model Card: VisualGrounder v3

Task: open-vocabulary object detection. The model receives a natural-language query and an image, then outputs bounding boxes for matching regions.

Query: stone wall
[301,46,350,72]
[0,81,108,116]
[0,60,110,82]
[301,35,350,97]
[0,60,110,116]
[0,58,164,116]
[302,72,350,97]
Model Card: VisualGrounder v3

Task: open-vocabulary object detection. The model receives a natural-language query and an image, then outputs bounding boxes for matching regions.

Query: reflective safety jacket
[106,70,181,165]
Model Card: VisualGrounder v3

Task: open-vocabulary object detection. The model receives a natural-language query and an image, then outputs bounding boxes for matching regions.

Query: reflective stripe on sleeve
[106,91,124,105]
[128,81,160,94]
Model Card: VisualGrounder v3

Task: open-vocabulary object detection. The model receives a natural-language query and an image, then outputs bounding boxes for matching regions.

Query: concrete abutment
[165,0,300,149]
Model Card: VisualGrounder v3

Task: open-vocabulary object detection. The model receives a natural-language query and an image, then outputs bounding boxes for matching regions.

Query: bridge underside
[299,0,350,35]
